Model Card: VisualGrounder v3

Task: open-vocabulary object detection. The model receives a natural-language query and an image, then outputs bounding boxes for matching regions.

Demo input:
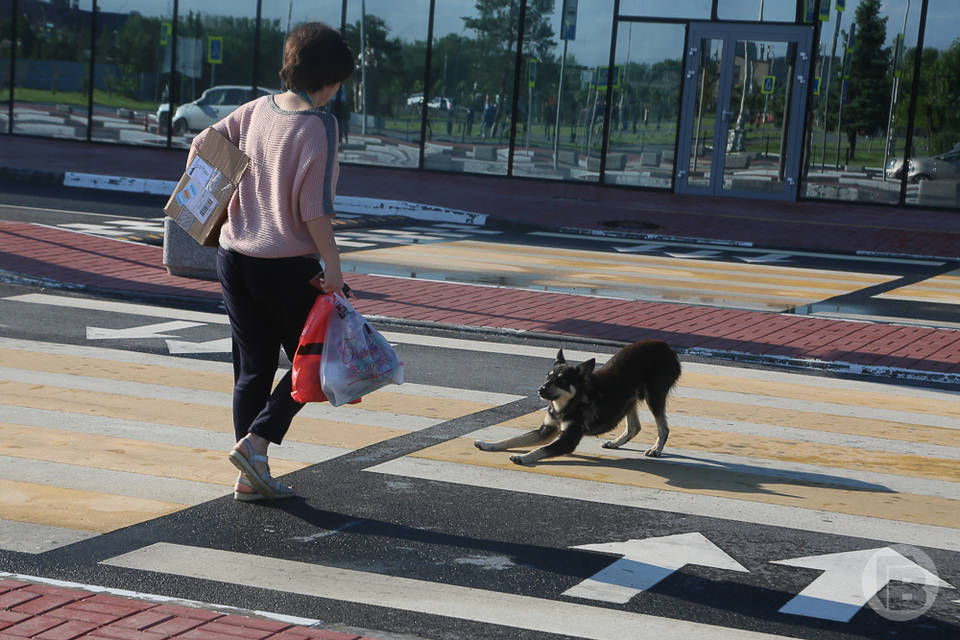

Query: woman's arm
[306,215,344,294]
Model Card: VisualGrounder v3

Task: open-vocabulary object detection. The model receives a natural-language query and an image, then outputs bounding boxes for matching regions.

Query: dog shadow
[526,449,894,499]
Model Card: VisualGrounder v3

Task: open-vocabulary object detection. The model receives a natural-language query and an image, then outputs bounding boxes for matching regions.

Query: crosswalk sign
[207,36,223,65]
[160,22,171,46]
[761,76,776,95]
[812,76,821,95]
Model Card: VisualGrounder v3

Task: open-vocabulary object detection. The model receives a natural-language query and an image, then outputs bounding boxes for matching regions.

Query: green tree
[344,16,404,117]
[844,0,890,159]
[463,0,556,130]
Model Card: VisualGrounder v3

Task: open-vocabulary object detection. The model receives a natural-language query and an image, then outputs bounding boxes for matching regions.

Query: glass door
[676,23,813,200]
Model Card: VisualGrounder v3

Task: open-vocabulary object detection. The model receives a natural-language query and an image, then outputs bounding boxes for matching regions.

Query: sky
[89,0,960,63]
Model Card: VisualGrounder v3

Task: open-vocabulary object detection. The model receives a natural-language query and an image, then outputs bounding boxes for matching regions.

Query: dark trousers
[217,247,321,445]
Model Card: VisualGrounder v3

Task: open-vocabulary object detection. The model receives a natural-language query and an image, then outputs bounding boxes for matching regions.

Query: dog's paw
[644,448,663,457]
[601,441,619,449]
[474,440,494,451]
[509,454,529,465]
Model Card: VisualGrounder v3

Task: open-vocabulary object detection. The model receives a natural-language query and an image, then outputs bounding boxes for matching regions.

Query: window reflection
[426,0,521,175]
[160,1,260,149]
[906,0,960,209]
[605,21,683,188]
[802,0,921,206]
[501,0,615,182]
[343,0,430,170]
[717,1,795,23]
[618,0,710,20]
[10,1,94,141]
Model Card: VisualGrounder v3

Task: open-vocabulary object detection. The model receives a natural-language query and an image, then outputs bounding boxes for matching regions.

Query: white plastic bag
[320,293,403,406]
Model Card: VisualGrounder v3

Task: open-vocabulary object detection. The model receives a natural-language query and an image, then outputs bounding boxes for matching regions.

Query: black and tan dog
[475,341,681,465]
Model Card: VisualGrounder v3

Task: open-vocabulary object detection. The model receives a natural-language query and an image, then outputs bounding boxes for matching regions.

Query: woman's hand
[309,265,344,294]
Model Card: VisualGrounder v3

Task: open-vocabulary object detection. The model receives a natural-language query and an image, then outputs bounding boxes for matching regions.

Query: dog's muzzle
[538,385,554,400]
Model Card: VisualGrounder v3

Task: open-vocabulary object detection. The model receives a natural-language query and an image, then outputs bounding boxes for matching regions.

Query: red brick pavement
[1,221,958,379]
[0,579,371,640]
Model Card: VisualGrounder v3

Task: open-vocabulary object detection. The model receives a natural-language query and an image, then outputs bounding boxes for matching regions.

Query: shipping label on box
[164,128,249,247]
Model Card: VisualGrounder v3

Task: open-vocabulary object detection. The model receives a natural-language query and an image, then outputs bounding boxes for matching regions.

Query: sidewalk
[2,219,959,383]
[0,575,411,640]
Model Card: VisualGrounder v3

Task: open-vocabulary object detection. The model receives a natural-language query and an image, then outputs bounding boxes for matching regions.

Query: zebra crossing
[49,216,501,248]
[0,335,521,553]
[1,292,958,637]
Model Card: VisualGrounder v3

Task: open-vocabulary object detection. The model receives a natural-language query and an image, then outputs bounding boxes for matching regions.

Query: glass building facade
[2,0,958,210]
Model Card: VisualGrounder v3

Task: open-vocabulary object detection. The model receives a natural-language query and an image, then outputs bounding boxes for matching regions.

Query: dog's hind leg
[644,388,670,457]
[602,407,641,449]
[475,423,558,452]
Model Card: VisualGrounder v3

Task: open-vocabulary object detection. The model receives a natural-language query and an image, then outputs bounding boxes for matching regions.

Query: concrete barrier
[724,154,751,170]
[640,151,662,167]
[586,153,626,171]
[917,179,960,207]
[162,218,218,280]
[473,145,498,161]
[556,149,578,165]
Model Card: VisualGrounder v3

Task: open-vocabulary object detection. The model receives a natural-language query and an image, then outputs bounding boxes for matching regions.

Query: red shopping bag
[290,293,360,404]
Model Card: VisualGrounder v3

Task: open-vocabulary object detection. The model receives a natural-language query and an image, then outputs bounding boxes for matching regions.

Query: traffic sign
[560,0,578,41]
[160,22,171,46]
[761,75,776,95]
[207,36,223,65]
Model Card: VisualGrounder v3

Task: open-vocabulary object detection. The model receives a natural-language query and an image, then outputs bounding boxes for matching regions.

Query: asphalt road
[1,185,959,638]
[1,283,958,640]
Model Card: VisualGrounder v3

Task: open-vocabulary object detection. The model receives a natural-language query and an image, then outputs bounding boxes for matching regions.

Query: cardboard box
[164,128,249,247]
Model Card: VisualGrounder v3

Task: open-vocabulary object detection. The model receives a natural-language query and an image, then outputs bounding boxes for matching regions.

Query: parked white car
[157,85,278,135]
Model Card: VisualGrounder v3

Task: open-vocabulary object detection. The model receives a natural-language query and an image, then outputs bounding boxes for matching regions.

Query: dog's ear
[578,358,596,375]
[556,349,565,364]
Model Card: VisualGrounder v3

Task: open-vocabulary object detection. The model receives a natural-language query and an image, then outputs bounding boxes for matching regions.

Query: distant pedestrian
[332,85,350,143]
[186,22,354,501]
[482,95,496,139]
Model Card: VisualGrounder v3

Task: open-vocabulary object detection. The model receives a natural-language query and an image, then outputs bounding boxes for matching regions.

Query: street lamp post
[882,0,910,182]
[360,0,367,135]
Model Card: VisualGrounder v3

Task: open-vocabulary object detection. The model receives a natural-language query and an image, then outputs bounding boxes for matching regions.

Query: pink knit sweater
[194,95,339,258]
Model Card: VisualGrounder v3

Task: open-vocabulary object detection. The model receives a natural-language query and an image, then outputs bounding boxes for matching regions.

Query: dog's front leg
[475,422,558,452]
[602,407,641,449]
[511,424,583,465]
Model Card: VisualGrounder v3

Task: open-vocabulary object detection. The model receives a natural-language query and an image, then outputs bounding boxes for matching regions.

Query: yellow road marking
[414,439,959,528]
[0,479,183,533]
[680,371,960,417]
[0,423,306,485]
[671,397,960,447]
[346,241,896,293]
[876,271,960,304]
[492,412,958,481]
[0,384,406,450]
[0,349,492,420]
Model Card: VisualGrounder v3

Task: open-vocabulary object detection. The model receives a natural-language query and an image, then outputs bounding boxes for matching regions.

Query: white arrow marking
[737,253,790,263]
[563,532,749,604]
[165,337,232,354]
[87,321,203,340]
[664,250,723,259]
[773,547,954,622]
[614,243,665,253]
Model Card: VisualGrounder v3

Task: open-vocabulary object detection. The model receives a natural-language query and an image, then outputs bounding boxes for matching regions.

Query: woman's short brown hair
[279,22,354,93]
